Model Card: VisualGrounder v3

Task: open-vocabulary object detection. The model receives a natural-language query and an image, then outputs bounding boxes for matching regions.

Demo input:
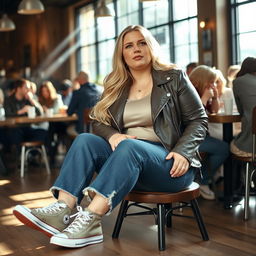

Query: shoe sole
[13,205,61,238]
[50,234,103,248]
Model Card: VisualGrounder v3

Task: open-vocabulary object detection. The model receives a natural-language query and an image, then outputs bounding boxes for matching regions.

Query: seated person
[38,81,64,115]
[13,25,207,249]
[59,79,73,107]
[67,71,100,135]
[189,65,230,200]
[231,57,256,157]
[4,79,47,147]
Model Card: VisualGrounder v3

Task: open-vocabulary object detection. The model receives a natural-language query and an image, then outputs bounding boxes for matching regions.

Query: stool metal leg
[20,146,26,178]
[244,162,250,220]
[41,145,51,174]
[190,199,209,241]
[157,204,166,251]
[112,200,129,238]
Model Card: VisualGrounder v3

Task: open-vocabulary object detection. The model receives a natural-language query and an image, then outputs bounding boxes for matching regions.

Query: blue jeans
[51,133,196,212]
[199,135,229,185]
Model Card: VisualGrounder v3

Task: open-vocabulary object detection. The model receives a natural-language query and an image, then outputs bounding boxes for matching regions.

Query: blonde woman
[189,66,230,200]
[38,81,64,114]
[13,25,207,248]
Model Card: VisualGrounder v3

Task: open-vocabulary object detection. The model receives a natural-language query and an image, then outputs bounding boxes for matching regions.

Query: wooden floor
[1,161,256,256]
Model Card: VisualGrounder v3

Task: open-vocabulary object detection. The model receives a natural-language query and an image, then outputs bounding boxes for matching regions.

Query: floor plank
[0,165,256,256]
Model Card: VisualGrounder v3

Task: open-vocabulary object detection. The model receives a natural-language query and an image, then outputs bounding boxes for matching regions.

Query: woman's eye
[125,44,132,49]
[139,41,147,46]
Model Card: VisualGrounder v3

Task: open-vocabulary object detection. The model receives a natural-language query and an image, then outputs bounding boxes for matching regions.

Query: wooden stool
[20,141,50,178]
[112,182,209,251]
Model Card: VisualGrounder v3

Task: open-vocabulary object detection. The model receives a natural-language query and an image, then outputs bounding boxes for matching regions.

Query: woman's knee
[73,133,104,149]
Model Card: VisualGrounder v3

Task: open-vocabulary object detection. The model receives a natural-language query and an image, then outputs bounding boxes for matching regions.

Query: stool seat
[126,182,200,203]
[20,141,50,178]
[21,141,44,147]
[112,182,209,251]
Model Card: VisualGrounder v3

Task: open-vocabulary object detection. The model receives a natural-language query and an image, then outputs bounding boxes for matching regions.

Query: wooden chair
[231,106,256,220]
[20,141,50,178]
[83,108,92,133]
[112,182,209,251]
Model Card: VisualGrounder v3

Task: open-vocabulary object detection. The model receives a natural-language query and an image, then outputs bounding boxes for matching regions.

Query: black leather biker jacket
[92,68,208,167]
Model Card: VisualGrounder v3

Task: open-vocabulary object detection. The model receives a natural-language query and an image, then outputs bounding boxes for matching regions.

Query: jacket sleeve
[92,120,120,141]
[171,71,208,163]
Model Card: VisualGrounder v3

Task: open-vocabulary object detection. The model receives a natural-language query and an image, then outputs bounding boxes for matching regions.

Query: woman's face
[122,30,152,71]
[41,87,50,99]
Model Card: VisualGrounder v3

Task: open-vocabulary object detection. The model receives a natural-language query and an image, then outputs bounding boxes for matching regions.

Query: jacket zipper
[109,111,122,133]
[153,100,169,151]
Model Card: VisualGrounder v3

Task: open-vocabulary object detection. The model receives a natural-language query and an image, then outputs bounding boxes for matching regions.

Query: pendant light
[95,0,115,18]
[18,0,45,15]
[0,14,15,32]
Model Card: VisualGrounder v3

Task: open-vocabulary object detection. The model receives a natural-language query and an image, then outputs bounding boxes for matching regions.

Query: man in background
[67,71,100,135]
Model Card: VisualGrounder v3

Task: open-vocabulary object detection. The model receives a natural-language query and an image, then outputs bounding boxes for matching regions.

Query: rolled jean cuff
[83,186,116,216]
[49,186,79,205]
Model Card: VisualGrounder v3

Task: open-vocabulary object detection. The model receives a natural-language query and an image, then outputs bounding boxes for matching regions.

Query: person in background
[0,88,4,106]
[227,65,240,88]
[186,62,198,76]
[3,79,46,147]
[13,25,207,249]
[59,79,73,107]
[189,65,229,200]
[29,81,38,100]
[67,71,100,135]
[231,57,256,157]
[38,81,64,115]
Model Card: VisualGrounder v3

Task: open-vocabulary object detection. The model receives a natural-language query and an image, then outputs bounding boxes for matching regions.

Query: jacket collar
[108,68,173,131]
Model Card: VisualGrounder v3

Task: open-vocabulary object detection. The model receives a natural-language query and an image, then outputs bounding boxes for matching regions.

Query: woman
[231,57,256,157]
[13,25,207,248]
[38,81,64,115]
[189,65,229,200]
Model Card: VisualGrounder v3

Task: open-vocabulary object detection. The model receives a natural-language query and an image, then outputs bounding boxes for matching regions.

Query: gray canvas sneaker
[13,200,72,237]
[50,206,103,248]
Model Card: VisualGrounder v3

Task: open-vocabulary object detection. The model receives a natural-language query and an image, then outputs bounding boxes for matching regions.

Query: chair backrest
[83,108,92,125]
[252,106,256,163]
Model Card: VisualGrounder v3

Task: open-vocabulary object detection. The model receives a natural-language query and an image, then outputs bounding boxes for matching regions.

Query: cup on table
[45,108,54,117]
[27,106,36,118]
[223,98,233,115]
[59,106,68,115]
[0,107,5,120]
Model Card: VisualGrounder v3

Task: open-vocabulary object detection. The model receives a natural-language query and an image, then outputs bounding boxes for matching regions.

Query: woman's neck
[130,66,152,84]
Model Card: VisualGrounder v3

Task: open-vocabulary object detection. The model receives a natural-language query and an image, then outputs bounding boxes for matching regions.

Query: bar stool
[112,182,209,251]
[20,141,51,178]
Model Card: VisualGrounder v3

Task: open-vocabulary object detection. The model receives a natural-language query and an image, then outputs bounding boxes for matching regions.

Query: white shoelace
[63,206,92,234]
[35,201,67,214]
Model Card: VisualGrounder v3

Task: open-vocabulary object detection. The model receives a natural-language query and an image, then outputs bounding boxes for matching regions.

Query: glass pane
[98,40,115,81]
[238,2,256,33]
[239,32,256,63]
[97,1,115,41]
[117,0,139,16]
[143,0,168,28]
[173,0,197,20]
[78,4,95,45]
[150,26,170,62]
[174,21,189,45]
[189,18,198,43]
[175,45,189,69]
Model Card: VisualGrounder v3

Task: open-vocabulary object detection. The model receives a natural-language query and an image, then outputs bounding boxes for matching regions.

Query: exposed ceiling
[0,0,85,14]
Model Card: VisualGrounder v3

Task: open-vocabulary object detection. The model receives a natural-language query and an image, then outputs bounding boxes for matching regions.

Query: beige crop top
[123,94,161,142]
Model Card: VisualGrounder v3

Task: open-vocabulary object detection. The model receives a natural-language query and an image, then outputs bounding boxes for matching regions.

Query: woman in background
[189,65,229,200]
[38,81,64,115]
[231,57,256,157]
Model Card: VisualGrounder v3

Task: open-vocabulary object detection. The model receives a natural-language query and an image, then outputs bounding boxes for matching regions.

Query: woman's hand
[108,133,137,151]
[165,152,189,177]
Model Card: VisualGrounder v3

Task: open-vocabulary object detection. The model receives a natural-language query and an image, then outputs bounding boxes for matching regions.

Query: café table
[208,112,241,209]
[0,113,77,126]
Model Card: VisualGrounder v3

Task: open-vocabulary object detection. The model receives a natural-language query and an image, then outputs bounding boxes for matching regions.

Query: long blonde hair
[91,25,175,125]
[189,65,217,97]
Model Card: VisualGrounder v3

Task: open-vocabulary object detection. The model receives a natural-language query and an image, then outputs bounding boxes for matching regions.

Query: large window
[231,0,256,63]
[76,0,198,83]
